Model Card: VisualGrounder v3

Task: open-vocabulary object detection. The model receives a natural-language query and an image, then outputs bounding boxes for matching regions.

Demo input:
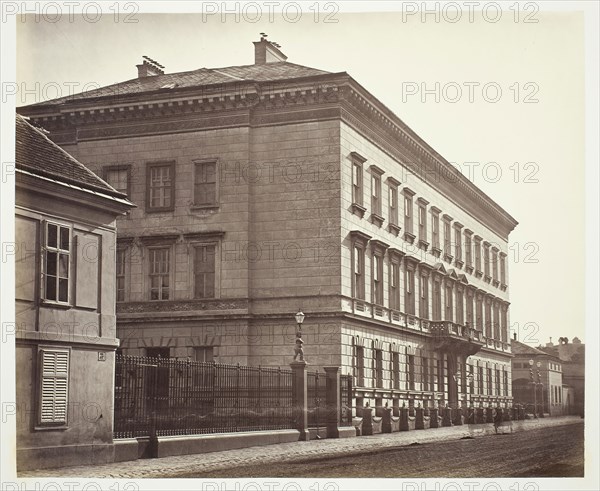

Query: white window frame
[42,221,72,306]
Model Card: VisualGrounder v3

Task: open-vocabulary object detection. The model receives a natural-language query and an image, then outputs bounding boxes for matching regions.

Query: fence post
[290,360,310,441]
[323,366,340,439]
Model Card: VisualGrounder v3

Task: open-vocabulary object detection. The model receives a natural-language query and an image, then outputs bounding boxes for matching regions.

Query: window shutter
[39,348,69,425]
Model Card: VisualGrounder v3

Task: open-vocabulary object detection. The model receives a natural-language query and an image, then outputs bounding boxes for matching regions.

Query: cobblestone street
[18,416,583,479]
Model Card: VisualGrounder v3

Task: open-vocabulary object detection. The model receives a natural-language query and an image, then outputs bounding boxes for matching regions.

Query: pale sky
[8,3,595,348]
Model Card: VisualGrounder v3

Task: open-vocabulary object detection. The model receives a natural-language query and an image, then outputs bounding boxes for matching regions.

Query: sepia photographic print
[1,1,598,490]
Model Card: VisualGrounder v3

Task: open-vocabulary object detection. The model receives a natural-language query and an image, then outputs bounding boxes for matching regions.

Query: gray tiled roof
[27,62,332,107]
[15,114,125,198]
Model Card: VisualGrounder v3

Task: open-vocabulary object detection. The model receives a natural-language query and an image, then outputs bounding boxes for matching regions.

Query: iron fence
[340,374,353,426]
[307,371,327,430]
[114,355,295,438]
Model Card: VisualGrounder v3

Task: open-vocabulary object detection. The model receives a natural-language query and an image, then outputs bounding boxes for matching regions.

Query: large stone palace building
[19,37,518,412]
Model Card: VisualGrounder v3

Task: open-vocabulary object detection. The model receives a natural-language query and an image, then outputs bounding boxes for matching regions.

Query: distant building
[540,337,584,416]
[14,115,134,470]
[19,38,518,413]
[511,338,564,417]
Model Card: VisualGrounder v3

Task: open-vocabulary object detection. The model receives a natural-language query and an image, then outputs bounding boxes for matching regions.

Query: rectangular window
[476,296,483,330]
[405,269,415,315]
[147,162,174,211]
[492,249,498,282]
[503,370,509,396]
[389,261,400,310]
[195,244,216,299]
[432,280,442,320]
[353,245,365,300]
[456,289,464,325]
[371,174,381,215]
[374,349,383,387]
[478,366,484,395]
[392,351,400,390]
[389,186,398,225]
[500,254,506,284]
[444,221,452,256]
[39,347,69,426]
[146,347,170,358]
[495,369,501,396]
[466,292,474,326]
[487,367,493,395]
[373,254,383,305]
[407,354,415,390]
[484,245,490,277]
[194,161,218,206]
[105,167,129,195]
[43,222,70,303]
[485,301,492,338]
[432,213,440,249]
[465,233,472,267]
[445,284,453,321]
[437,358,445,392]
[404,195,413,235]
[353,162,363,206]
[195,346,214,363]
[418,205,427,242]
[356,346,365,386]
[116,249,126,302]
[149,247,170,300]
[422,357,429,391]
[454,227,462,261]
[474,238,482,272]
[419,274,429,319]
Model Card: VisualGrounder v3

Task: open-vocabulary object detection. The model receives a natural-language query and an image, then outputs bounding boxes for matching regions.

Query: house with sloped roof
[18,37,518,417]
[14,114,134,470]
[510,338,565,417]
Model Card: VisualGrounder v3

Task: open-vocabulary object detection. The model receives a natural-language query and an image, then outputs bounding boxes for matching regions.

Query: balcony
[429,321,485,356]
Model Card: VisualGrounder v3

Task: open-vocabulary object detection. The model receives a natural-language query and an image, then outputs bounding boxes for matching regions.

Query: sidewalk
[18,416,582,478]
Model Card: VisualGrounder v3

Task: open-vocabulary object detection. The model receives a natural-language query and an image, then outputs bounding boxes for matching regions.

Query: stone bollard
[380,407,393,433]
[442,406,452,427]
[415,406,425,430]
[453,406,463,426]
[361,406,374,436]
[467,407,475,424]
[476,407,484,424]
[400,406,409,431]
[430,407,439,428]
[290,360,310,441]
[486,407,494,423]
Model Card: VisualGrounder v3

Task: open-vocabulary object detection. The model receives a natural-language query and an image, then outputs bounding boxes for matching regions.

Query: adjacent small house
[14,114,134,470]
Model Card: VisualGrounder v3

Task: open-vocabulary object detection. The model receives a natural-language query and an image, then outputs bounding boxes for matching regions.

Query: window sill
[455,259,464,269]
[146,207,175,214]
[475,270,483,279]
[370,213,385,228]
[388,223,401,236]
[35,425,69,431]
[465,265,474,274]
[492,279,500,287]
[431,246,442,258]
[418,239,430,252]
[443,253,454,264]
[191,204,220,211]
[40,300,71,309]
[484,275,492,283]
[351,203,367,218]
[403,232,416,244]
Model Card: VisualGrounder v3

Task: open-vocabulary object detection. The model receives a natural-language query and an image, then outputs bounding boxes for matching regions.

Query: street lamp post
[293,310,305,362]
[536,360,543,417]
[529,359,537,418]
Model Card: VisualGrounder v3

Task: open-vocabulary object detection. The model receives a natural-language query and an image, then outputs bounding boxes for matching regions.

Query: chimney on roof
[546,336,554,347]
[137,56,165,78]
[253,34,287,65]
[513,332,517,341]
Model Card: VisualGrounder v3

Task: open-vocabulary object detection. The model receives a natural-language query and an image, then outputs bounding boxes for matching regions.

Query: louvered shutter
[39,348,69,425]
